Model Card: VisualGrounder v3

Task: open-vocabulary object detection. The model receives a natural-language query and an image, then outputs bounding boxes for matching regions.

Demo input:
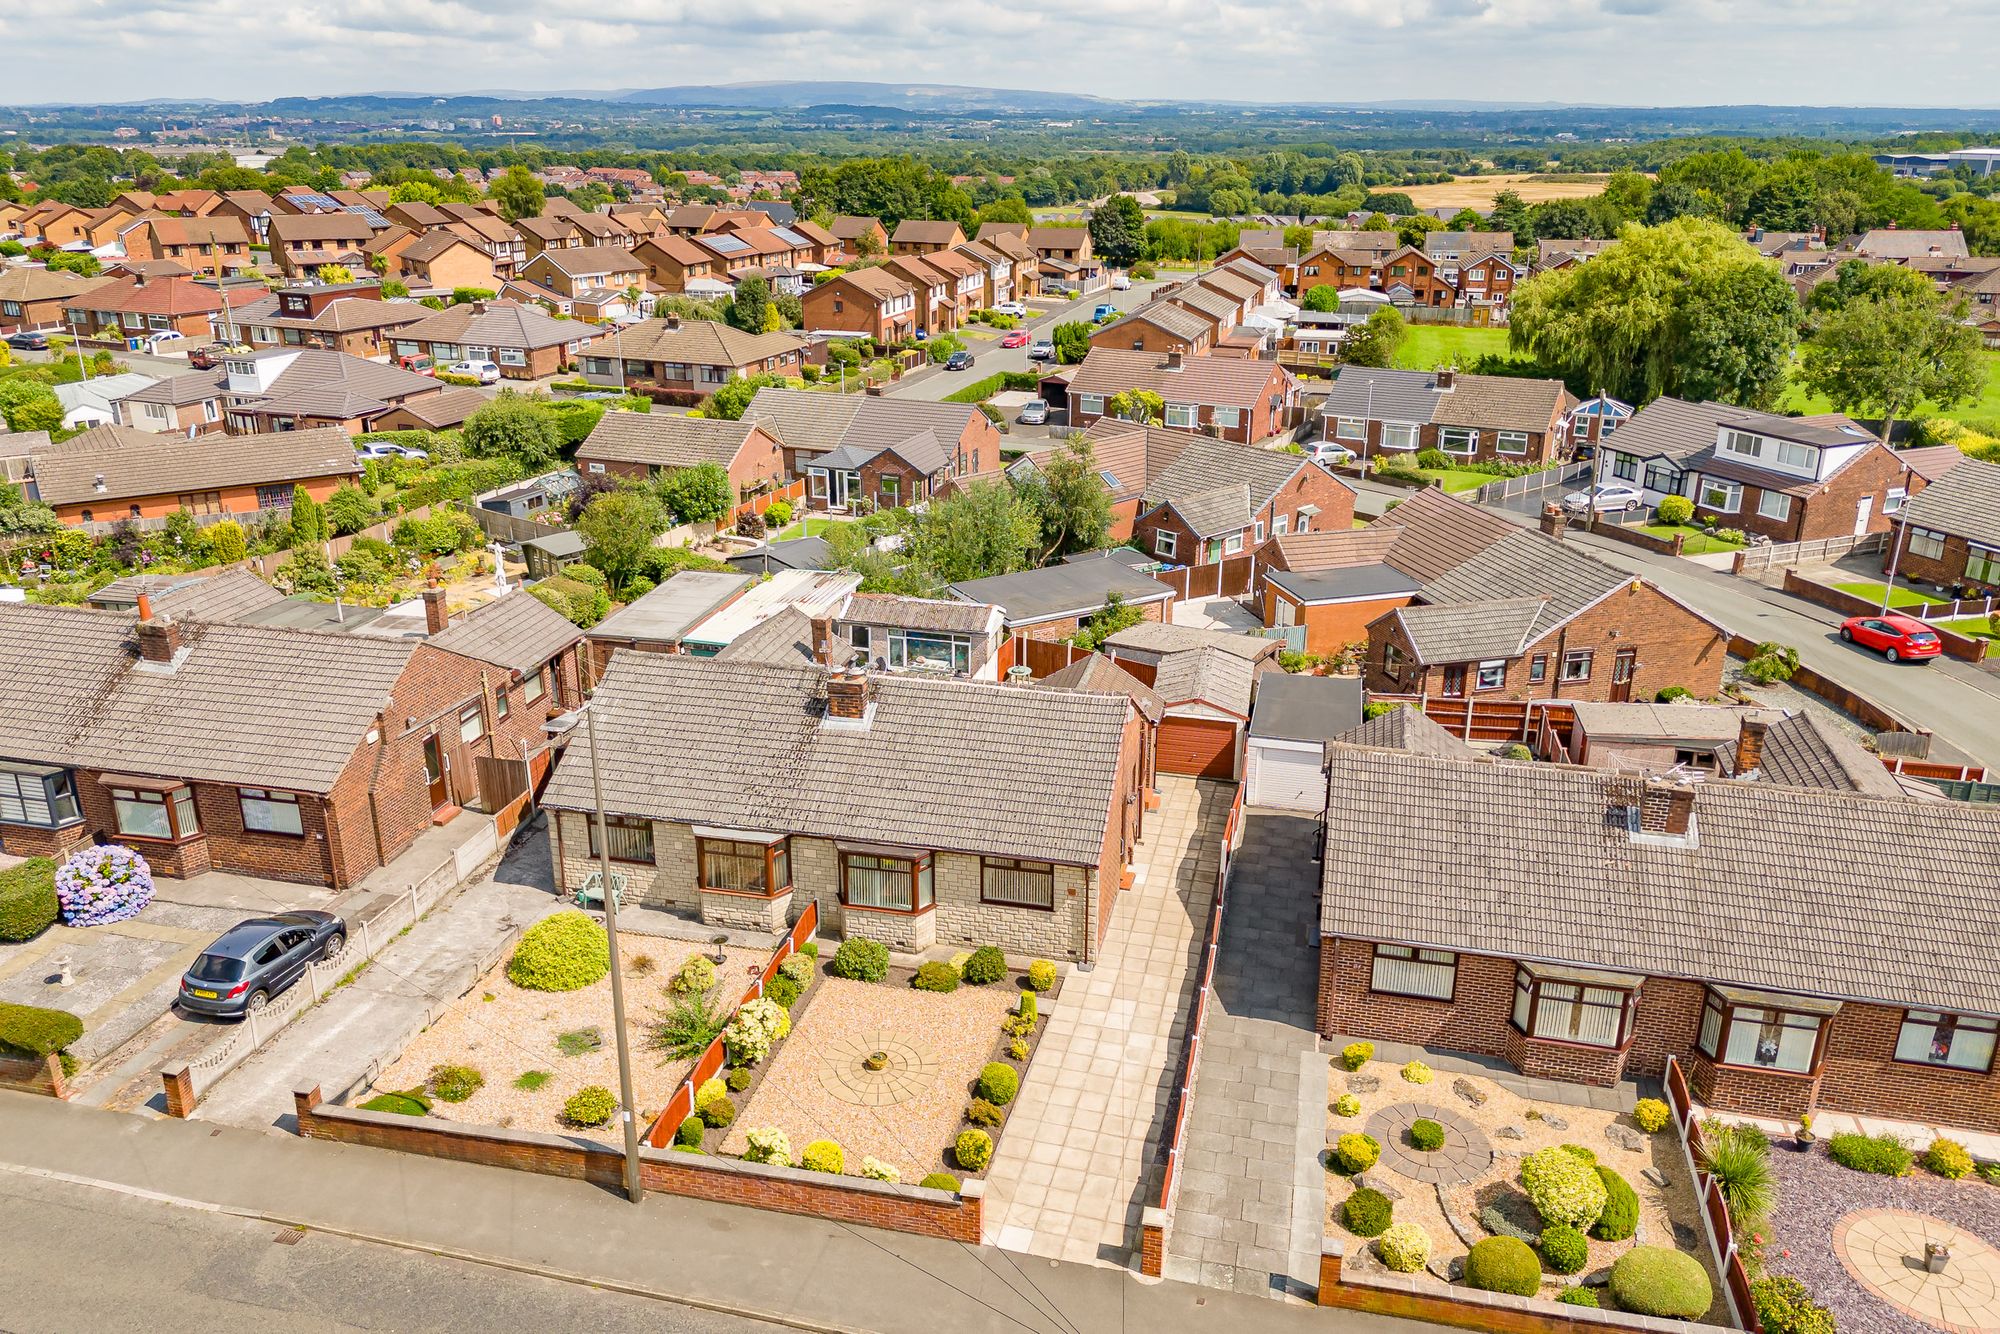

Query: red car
[1840,614,1942,662]
[999,330,1030,348]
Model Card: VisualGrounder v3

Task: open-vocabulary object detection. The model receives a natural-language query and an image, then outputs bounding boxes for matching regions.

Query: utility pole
[1879,513,1912,615]
[585,700,644,1204]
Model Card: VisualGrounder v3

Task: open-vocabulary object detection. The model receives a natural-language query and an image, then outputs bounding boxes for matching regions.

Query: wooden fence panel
[1018,637,1090,679]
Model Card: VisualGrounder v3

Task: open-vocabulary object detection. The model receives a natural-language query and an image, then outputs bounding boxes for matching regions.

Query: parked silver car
[178,912,347,1018]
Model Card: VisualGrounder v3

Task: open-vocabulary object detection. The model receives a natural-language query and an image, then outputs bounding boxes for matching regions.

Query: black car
[945,350,975,371]
[178,911,347,1018]
[4,330,50,352]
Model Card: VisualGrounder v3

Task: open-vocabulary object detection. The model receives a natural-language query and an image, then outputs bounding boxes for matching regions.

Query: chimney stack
[1164,350,1184,372]
[1436,367,1456,391]
[134,593,183,665]
[1734,716,1768,777]
[1538,502,1567,542]
[825,666,871,720]
[422,581,449,635]
[1637,777,1697,837]
[810,616,838,667]
[666,313,681,330]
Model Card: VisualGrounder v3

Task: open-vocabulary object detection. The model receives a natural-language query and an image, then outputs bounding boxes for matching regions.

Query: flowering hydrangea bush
[723,998,791,1065]
[55,845,154,927]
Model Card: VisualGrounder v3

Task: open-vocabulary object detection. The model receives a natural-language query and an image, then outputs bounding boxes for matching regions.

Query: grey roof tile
[1329,704,1477,758]
[579,411,763,471]
[1038,652,1165,723]
[1392,597,1547,663]
[428,590,581,678]
[1898,456,2000,549]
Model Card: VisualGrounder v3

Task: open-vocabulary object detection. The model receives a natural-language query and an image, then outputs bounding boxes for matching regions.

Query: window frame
[1154,528,1177,560]
[1560,650,1594,682]
[1695,988,1829,1076]
[1333,416,1366,441]
[1368,943,1457,1002]
[1756,490,1793,521]
[840,850,935,914]
[524,667,548,706]
[697,835,792,898]
[110,784,201,842]
[0,764,82,829]
[1510,967,1635,1050]
[1379,422,1419,452]
[585,814,656,866]
[1474,659,1508,691]
[1895,1009,1999,1075]
[888,629,971,675]
[980,856,1056,911]
[1496,430,1530,457]
[458,703,485,746]
[1906,527,1946,561]
[1967,546,2000,585]
[1439,426,1478,457]
[1528,654,1548,684]
[1699,478,1742,514]
[237,787,305,837]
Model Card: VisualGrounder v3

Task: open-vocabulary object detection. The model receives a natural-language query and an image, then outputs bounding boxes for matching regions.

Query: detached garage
[1153,646,1260,780]
[1244,674,1363,811]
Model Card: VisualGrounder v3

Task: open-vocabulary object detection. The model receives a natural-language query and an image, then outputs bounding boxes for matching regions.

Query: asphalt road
[887,279,1174,402]
[0,1167,780,1334]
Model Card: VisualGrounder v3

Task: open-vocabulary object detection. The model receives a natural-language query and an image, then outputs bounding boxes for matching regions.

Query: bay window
[238,787,304,836]
[0,764,81,828]
[1511,964,1637,1048]
[109,782,200,841]
[697,835,791,896]
[1897,1010,1998,1073]
[1370,944,1456,1001]
[1967,546,2000,585]
[1699,479,1742,513]
[1696,986,1834,1074]
[981,856,1055,910]
[841,850,934,912]
[1380,422,1418,451]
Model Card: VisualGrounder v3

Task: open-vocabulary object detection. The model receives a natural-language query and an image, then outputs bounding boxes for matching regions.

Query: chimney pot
[421,583,449,635]
[1538,503,1567,542]
[825,666,871,720]
[1734,716,1769,777]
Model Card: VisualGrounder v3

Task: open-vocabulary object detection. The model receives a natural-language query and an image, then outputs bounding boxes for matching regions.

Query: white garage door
[1246,740,1326,811]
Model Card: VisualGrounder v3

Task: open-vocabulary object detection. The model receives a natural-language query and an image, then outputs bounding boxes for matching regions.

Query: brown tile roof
[1362,488,1515,582]
[31,424,361,505]
[89,569,287,622]
[1029,227,1088,251]
[399,229,483,264]
[393,299,584,351]
[377,384,494,429]
[791,219,838,248]
[1079,418,1196,499]
[0,268,112,304]
[1895,445,1969,484]
[268,213,377,244]
[66,274,222,317]
[1151,646,1256,717]
[1329,705,1476,759]
[446,214,520,247]
[1270,527,1405,573]
[607,317,804,367]
[1068,349,1288,410]
[891,219,964,246]
[743,387,985,461]
[528,245,647,278]
[830,215,884,241]
[132,215,251,248]
[428,589,581,678]
[827,266,917,303]
[975,222,1029,243]
[1896,455,2000,549]
[361,224,416,257]
[578,411,765,470]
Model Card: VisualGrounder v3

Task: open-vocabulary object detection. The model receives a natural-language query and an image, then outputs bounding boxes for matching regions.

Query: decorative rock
[1355,1171,1402,1202]
[1426,1256,1456,1282]
[1494,1123,1527,1141]
[1642,1167,1671,1190]
[1604,1123,1646,1153]
[1452,1077,1488,1108]
[1439,1185,1484,1249]
[1347,1074,1381,1094]
[1537,1112,1569,1131]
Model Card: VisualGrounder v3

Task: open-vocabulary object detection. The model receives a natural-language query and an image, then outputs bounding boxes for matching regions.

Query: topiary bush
[428,1064,484,1103]
[1521,1145,1608,1231]
[1016,990,1037,1025]
[1926,1137,1975,1180]
[921,1172,961,1192]
[1610,1246,1712,1319]
[1633,1098,1671,1134]
[1560,1143,1598,1165]
[0,1001,84,1059]
[967,1098,1005,1128]
[913,961,961,992]
[675,1115,706,1148]
[778,954,814,986]
[743,1126,791,1166]
[1400,1060,1432,1084]
[55,845,154,927]
[955,1128,993,1172]
[1409,1119,1445,1152]
[1465,1236,1542,1295]
[1657,494,1694,525]
[801,1140,844,1174]
[976,1062,1020,1106]
[562,1085,617,1127]
[1557,1286,1600,1308]
[1540,1224,1589,1275]
[1376,1222,1430,1274]
[830,937,890,982]
[765,974,802,1009]
[1829,1131,1912,1176]
[1340,1042,1374,1071]
[508,911,610,991]
[672,954,716,993]
[1333,1094,1361,1117]
[960,945,1007,985]
[1342,1187,1393,1237]
[1026,959,1057,992]
[0,858,58,941]
[1591,1165,1640,1241]
[1336,1132,1381,1174]
[1751,1275,1836,1334]
[701,1096,737,1129]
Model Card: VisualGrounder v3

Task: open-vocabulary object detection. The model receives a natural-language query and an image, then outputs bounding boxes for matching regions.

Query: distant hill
[614,81,1110,114]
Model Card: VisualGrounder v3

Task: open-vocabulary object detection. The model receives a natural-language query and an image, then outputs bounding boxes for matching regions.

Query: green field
[1391,325,1517,372]
[1778,348,2000,431]
[1639,523,1745,555]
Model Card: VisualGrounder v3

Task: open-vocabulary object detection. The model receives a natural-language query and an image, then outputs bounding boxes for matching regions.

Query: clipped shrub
[1001,1012,1035,1039]
[765,974,802,1009]
[1465,1236,1542,1295]
[1336,1132,1381,1174]
[562,1085,617,1127]
[1751,1275,1837,1334]
[1560,1143,1598,1165]
[921,1172,961,1192]
[960,945,1007,985]
[1416,447,1452,471]
[700,1096,737,1129]
[722,997,791,1065]
[1016,990,1037,1025]
[1333,1094,1361,1118]
[799,941,819,959]
[1657,494,1694,525]
[913,961,961,993]
[1400,1060,1432,1084]
[695,1076,729,1114]
[1926,1137,1975,1180]
[1540,1224,1589,1275]
[743,1126,791,1167]
[726,1066,752,1093]
[1558,1286,1601,1307]
[1342,1187,1393,1237]
[954,1128,993,1172]
[1409,1119,1445,1152]
[976,1062,1020,1106]
[778,954,814,987]
[1610,1246,1712,1319]
[1591,1165,1640,1241]
[0,858,58,941]
[672,954,717,994]
[1656,685,1692,703]
[0,1002,84,1059]
[967,1098,1005,1128]
[507,911,610,992]
[801,1140,845,1174]
[860,1157,900,1183]
[1376,1222,1430,1274]
[1340,1042,1374,1071]
[1633,1098,1671,1134]
[675,1116,705,1148]
[428,1064,484,1103]
[830,937,890,982]
[1008,1037,1030,1061]
[1026,959,1057,992]
[1520,1145,1608,1231]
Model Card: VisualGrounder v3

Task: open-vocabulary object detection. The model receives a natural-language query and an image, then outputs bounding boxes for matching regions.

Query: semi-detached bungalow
[574,410,787,501]
[26,424,362,524]
[1066,349,1297,446]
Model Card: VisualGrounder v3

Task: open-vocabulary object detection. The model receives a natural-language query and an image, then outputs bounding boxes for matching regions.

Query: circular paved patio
[1364,1102,1494,1185]
[1835,1208,2000,1334]
[814,1031,940,1107]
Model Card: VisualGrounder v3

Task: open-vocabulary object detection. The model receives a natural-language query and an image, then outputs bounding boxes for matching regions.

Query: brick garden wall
[0,1052,67,1099]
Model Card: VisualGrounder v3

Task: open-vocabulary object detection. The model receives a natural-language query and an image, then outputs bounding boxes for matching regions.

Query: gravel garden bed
[1324,1055,1720,1319]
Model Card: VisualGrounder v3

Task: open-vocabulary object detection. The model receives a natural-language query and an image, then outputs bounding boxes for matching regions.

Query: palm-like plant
[1699,1127,1775,1231]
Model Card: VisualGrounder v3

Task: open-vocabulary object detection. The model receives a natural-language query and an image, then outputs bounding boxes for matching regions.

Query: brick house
[1090,302,1213,357]
[889,218,966,256]
[442,214,528,281]
[64,273,245,345]
[802,430,953,511]
[25,423,362,523]
[1297,243,1455,307]
[575,316,807,401]
[973,225,1041,297]
[235,282,428,358]
[541,655,1146,958]
[1066,349,1298,446]
[744,386,1003,492]
[515,211,634,257]
[949,559,1176,644]
[119,215,255,278]
[1258,528,1425,656]
[631,235,725,293]
[1319,366,1578,466]
[1027,227,1100,291]
[1599,398,1916,543]
[953,239,1017,309]
[267,213,376,280]
[828,215,888,262]
[518,246,649,300]
[0,268,110,334]
[1451,251,1523,312]
[801,269,917,342]
[1886,456,2000,591]
[1315,729,2000,1132]
[0,591,582,888]
[879,254,960,335]
[391,300,592,380]
[394,230,500,292]
[575,411,787,500]
[1131,434,1355,566]
[1217,244,1300,290]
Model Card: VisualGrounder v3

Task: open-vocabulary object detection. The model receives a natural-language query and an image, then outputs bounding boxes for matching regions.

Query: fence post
[409,889,420,929]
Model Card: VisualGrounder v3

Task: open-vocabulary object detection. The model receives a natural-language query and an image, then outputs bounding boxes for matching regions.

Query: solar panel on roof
[704,235,750,254]
[342,206,389,228]
[771,228,808,246]
[292,192,340,210]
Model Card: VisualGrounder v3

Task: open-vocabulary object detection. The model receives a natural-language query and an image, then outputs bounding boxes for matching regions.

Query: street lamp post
[584,700,644,1204]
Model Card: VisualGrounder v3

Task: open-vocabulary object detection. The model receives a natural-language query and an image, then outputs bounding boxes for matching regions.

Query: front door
[1610,649,1638,703]
[422,735,449,810]
[1854,495,1873,536]
[1441,664,1466,698]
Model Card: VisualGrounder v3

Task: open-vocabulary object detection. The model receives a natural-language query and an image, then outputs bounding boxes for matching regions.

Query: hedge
[0,857,58,941]
[941,370,1044,404]
[0,1001,84,1059]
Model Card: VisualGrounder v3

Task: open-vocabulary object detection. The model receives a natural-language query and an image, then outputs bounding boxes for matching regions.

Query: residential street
[885,278,1173,402]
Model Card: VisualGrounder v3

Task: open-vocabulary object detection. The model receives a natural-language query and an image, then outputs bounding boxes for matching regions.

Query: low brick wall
[1317,1241,1743,1333]
[294,1083,983,1243]
[1590,521,1685,558]
[1777,570,1986,664]
[0,1051,67,1099]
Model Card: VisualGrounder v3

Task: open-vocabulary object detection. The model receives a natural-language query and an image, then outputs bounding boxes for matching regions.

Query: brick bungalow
[1315,726,2000,1132]
[745,386,1002,489]
[1131,433,1355,566]
[1089,303,1213,357]
[1067,349,1298,446]
[64,273,251,346]
[1886,455,2000,592]
[390,300,592,380]
[801,430,953,511]
[575,411,787,500]
[1319,366,1578,467]
[235,281,427,358]
[27,424,362,523]
[541,655,1146,959]
[576,316,807,402]
[0,591,582,888]
[0,268,111,334]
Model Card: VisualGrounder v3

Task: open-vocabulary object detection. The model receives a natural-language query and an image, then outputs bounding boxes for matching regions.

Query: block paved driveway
[983,776,1232,1267]
[1164,808,1327,1298]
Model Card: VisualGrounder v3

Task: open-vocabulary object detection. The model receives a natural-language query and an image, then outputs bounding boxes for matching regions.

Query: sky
[7,0,2000,108]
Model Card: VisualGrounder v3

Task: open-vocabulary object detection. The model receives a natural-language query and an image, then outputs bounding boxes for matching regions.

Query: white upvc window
[1907,527,1946,560]
[1212,406,1242,429]
[1885,487,1908,515]
[1223,533,1244,556]
[1440,427,1477,456]
[1967,546,2000,584]
[1496,430,1529,456]
[1370,944,1456,1001]
[1254,519,1266,542]
[1380,422,1418,451]
[1164,403,1198,429]
[1075,393,1105,417]
[1154,529,1177,559]
[1474,659,1507,691]
[498,347,527,367]
[1272,514,1289,537]
[1334,416,1366,441]
[1775,440,1817,471]
[1699,478,1742,513]
[1756,491,1792,521]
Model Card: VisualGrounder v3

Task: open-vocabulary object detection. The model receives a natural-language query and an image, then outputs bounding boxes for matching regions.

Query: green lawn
[773,516,842,541]
[1934,616,2000,656]
[1638,523,1746,555]
[1778,347,2000,432]
[1410,468,1492,494]
[1831,580,1946,608]
[1391,325,1518,372]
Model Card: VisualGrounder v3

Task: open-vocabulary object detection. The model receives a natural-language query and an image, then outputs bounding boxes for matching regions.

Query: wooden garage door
[1158,717,1237,779]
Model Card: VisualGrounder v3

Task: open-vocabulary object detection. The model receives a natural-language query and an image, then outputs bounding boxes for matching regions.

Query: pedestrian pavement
[0,1086,1425,1334]
[981,776,1231,1268]
[1164,809,1328,1299]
